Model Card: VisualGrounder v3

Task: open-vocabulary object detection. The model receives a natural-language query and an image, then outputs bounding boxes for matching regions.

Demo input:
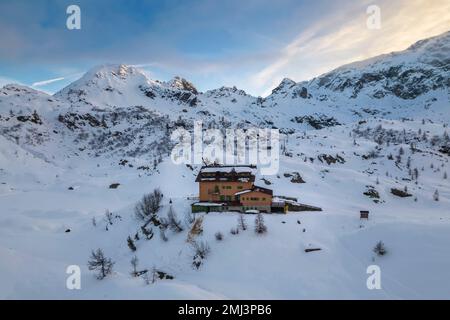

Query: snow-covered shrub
[187,216,203,243]
[87,249,115,280]
[141,225,154,240]
[215,232,223,241]
[192,241,210,269]
[254,213,267,234]
[230,227,239,235]
[104,210,122,230]
[104,209,114,226]
[143,268,155,285]
[127,236,137,252]
[433,190,439,201]
[373,241,387,256]
[184,211,196,227]
[159,228,168,242]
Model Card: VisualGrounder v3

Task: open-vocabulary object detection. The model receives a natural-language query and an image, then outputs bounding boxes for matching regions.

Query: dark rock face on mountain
[168,76,199,95]
[291,115,341,129]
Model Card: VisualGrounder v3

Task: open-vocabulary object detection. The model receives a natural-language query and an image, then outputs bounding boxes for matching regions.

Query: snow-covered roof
[235,185,273,196]
[196,165,256,183]
[234,189,252,196]
[272,197,300,205]
[192,202,225,207]
[200,166,256,174]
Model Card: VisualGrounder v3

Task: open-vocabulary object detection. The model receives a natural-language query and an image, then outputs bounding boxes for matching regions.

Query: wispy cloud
[32,77,66,87]
[251,0,450,96]
[1,0,448,96]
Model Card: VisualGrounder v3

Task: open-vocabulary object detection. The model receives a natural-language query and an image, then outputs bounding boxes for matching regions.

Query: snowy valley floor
[1,120,450,299]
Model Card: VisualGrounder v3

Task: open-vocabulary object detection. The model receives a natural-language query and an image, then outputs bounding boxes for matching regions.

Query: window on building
[237,186,243,190]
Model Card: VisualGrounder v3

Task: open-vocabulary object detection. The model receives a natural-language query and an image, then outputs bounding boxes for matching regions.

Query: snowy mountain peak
[54,64,154,109]
[0,83,62,115]
[407,30,450,53]
[271,78,297,95]
[167,76,198,94]
[1,84,40,95]
[83,64,145,80]
[204,86,250,98]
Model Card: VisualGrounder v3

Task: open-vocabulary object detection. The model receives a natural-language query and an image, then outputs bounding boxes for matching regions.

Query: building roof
[196,165,256,182]
[235,185,273,196]
[234,189,253,196]
[192,202,225,207]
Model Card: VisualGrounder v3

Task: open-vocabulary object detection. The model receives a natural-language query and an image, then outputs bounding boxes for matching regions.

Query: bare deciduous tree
[167,206,183,233]
[135,188,163,227]
[130,255,139,277]
[127,236,137,252]
[238,214,248,231]
[215,232,223,241]
[192,241,210,269]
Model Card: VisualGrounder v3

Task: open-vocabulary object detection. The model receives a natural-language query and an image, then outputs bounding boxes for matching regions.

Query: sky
[0,0,449,96]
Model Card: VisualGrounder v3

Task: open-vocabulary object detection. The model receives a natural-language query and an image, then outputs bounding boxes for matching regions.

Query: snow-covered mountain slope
[264,31,450,128]
[54,64,261,125]
[50,31,449,135]
[0,31,449,299]
[310,30,449,100]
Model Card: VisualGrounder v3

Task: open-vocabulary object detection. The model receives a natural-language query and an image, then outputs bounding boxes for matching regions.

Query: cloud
[250,0,450,96]
[1,0,448,96]
[32,77,66,87]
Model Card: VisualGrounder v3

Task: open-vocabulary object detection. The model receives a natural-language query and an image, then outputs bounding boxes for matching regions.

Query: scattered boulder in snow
[305,248,322,253]
[16,111,42,125]
[317,154,345,165]
[155,270,174,280]
[439,146,450,156]
[109,183,121,189]
[363,186,381,203]
[291,115,341,129]
[391,188,412,198]
[284,172,305,183]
